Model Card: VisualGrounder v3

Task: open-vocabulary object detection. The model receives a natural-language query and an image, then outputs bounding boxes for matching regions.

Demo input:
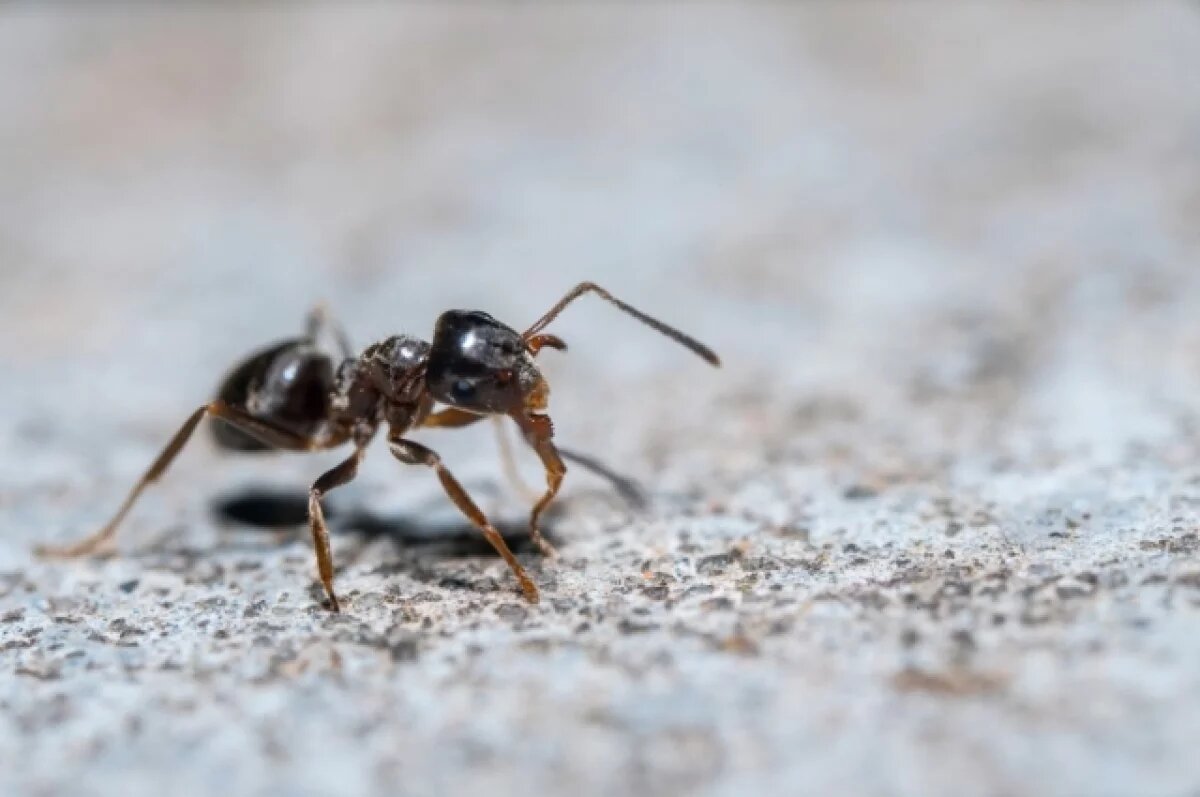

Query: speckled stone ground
[3,5,1200,797]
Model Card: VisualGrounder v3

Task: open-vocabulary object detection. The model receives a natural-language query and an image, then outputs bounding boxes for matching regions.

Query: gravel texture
[3,5,1200,797]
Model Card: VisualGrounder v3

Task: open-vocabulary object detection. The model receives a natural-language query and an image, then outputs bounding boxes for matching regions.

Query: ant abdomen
[211,339,336,451]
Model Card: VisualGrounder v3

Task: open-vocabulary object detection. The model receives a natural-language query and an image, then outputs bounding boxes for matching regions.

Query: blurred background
[3,5,1200,446]
[3,5,1200,797]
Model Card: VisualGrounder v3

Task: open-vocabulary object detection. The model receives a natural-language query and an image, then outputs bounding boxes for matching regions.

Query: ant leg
[492,417,540,503]
[556,445,647,509]
[420,407,486,429]
[423,409,627,508]
[37,401,321,558]
[512,413,564,558]
[420,409,540,500]
[387,435,539,603]
[306,303,354,359]
[523,281,720,366]
[307,444,369,612]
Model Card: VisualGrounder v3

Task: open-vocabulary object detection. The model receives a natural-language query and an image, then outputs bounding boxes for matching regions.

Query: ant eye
[450,379,476,402]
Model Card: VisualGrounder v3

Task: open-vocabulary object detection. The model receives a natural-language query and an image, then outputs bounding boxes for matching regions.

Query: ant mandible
[38,282,720,610]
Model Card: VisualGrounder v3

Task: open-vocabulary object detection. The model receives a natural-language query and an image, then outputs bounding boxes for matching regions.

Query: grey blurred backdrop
[2,5,1200,797]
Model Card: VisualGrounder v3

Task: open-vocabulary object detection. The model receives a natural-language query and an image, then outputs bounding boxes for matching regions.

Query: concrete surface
[3,5,1200,797]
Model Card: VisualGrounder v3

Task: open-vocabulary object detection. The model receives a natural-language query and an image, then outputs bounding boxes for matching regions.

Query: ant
[38,283,720,610]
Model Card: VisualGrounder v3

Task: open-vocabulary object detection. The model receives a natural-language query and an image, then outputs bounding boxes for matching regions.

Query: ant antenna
[523,282,721,366]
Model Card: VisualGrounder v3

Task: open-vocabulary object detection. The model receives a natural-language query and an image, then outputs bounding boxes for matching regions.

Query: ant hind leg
[37,401,318,559]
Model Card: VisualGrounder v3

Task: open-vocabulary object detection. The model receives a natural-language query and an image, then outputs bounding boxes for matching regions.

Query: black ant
[38,283,719,610]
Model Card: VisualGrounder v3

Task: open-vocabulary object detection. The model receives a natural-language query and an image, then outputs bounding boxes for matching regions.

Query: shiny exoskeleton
[38,283,720,611]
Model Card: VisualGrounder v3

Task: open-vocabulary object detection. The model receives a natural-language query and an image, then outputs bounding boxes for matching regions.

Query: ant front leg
[37,401,319,559]
[387,435,539,603]
[512,412,565,558]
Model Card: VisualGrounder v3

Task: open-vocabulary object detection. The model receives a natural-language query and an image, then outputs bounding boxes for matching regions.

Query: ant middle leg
[37,401,324,558]
[387,435,539,603]
[305,303,354,360]
[307,442,370,612]
[423,409,639,532]
[491,416,541,504]
[420,409,540,501]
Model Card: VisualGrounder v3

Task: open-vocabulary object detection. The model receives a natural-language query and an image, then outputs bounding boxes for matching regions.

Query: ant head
[426,310,544,414]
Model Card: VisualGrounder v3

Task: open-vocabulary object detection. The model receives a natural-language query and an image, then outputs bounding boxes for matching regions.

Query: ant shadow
[209,459,647,562]
[211,486,561,558]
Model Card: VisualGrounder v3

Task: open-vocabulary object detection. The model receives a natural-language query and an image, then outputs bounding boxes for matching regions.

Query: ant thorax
[373,334,432,374]
[328,334,431,426]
